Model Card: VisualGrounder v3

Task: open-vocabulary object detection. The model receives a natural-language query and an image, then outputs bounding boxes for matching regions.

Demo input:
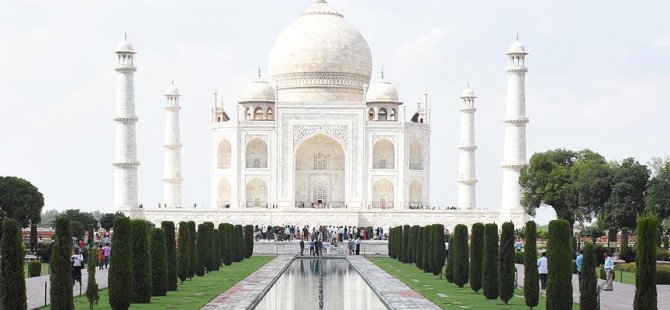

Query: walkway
[348,256,440,309]
[514,264,670,310]
[27,267,109,310]
[202,255,292,310]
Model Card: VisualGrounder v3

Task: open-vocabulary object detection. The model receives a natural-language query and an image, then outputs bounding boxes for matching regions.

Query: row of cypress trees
[388,224,446,276]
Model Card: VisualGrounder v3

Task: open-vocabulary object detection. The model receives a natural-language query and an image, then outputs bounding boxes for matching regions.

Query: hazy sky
[1,0,668,224]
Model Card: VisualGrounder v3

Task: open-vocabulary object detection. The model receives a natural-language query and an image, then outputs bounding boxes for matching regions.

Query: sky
[1,0,669,224]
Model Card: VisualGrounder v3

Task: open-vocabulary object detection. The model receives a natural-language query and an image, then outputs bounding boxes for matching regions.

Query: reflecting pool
[255,258,387,310]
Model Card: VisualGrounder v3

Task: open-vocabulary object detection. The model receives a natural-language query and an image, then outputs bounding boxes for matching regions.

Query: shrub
[195,224,207,276]
[514,251,525,264]
[50,217,73,310]
[221,223,233,266]
[619,246,636,263]
[86,246,100,309]
[411,225,420,265]
[634,215,657,310]
[36,243,52,263]
[415,226,424,270]
[387,227,394,259]
[524,221,539,309]
[28,260,42,278]
[402,225,410,263]
[217,224,225,264]
[0,218,27,310]
[470,223,484,293]
[130,220,152,303]
[212,228,221,271]
[446,235,454,283]
[656,249,670,261]
[109,216,132,310]
[177,222,190,284]
[422,225,431,273]
[482,223,499,300]
[161,221,178,291]
[150,228,168,296]
[245,225,254,258]
[499,222,515,304]
[431,224,446,276]
[546,219,573,310]
[579,243,598,310]
[204,222,216,271]
[234,225,244,262]
[453,224,469,287]
[187,221,197,279]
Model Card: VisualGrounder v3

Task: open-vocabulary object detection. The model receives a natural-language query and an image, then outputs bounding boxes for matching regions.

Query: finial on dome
[381,68,384,79]
[124,31,127,40]
[316,0,326,3]
[257,67,261,78]
[516,33,519,40]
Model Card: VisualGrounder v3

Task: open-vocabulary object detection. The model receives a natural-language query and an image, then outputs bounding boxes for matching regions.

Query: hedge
[161,221,178,291]
[187,221,197,279]
[415,226,424,270]
[470,223,484,293]
[195,224,208,276]
[0,218,27,310]
[499,222,515,304]
[234,225,244,262]
[177,222,190,284]
[524,221,539,309]
[150,228,168,296]
[130,219,152,303]
[244,225,254,258]
[422,225,431,273]
[109,216,132,310]
[634,215,657,310]
[212,228,221,271]
[514,251,524,264]
[28,260,42,278]
[546,219,573,310]
[410,225,420,265]
[482,223,499,300]
[51,217,74,310]
[579,243,598,310]
[453,224,469,287]
[431,224,446,276]
[221,223,234,266]
[402,225,410,263]
[446,235,454,283]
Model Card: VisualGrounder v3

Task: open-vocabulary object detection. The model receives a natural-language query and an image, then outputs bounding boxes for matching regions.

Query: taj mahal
[112,0,529,229]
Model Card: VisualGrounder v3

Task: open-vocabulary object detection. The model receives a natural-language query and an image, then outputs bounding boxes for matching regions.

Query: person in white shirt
[601,251,614,291]
[537,252,548,291]
[71,248,84,285]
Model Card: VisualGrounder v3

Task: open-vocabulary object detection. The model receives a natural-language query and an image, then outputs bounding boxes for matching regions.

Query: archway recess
[294,133,345,208]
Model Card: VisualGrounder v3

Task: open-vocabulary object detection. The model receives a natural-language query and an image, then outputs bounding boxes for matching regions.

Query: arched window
[254,107,264,120]
[245,178,267,208]
[313,153,328,170]
[378,107,388,121]
[246,138,268,168]
[373,139,395,169]
[409,140,424,170]
[217,178,231,208]
[368,108,375,120]
[245,107,253,120]
[217,139,231,169]
[409,179,423,208]
[267,108,274,120]
[390,108,396,121]
[372,179,394,209]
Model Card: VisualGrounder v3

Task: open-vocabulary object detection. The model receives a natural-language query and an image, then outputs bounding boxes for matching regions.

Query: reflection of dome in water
[268,0,373,102]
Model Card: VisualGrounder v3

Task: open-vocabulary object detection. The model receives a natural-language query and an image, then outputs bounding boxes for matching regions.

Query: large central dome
[268,0,373,102]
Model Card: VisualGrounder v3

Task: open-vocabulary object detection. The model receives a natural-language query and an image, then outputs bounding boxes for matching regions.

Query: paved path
[348,256,440,310]
[202,255,292,310]
[514,264,670,310]
[27,267,109,310]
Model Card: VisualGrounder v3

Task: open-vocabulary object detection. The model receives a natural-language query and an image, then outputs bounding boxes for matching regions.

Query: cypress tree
[30,223,38,253]
[150,228,168,296]
[0,218,27,310]
[431,224,446,276]
[470,223,484,293]
[482,223,499,300]
[245,225,254,258]
[579,243,598,310]
[203,222,215,271]
[218,223,225,263]
[131,219,152,303]
[50,217,73,310]
[187,221,197,279]
[86,227,99,309]
[237,225,246,261]
[161,221,178,291]
[499,222,515,304]
[422,225,431,273]
[399,225,407,263]
[416,226,424,270]
[634,215,658,310]
[212,228,221,271]
[407,225,414,264]
[546,219,573,310]
[608,228,618,254]
[221,223,233,265]
[109,216,132,310]
[411,225,420,265]
[453,224,469,287]
[387,227,394,259]
[231,225,241,262]
[393,226,400,261]
[195,223,207,276]
[446,235,454,283]
[524,221,539,309]
[177,222,189,284]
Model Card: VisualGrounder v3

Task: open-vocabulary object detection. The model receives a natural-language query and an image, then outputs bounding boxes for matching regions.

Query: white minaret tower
[457,83,477,210]
[500,36,529,223]
[163,82,183,208]
[113,34,140,212]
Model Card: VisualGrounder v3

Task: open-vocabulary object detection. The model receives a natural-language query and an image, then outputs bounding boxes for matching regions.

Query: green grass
[24,262,49,278]
[40,256,274,310]
[369,257,579,310]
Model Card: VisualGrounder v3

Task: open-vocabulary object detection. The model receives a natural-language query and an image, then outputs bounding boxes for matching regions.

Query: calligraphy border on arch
[293,125,348,147]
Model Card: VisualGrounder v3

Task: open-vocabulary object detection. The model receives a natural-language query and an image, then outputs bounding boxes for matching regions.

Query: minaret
[113,34,140,212]
[163,82,183,208]
[500,36,529,223]
[457,84,477,210]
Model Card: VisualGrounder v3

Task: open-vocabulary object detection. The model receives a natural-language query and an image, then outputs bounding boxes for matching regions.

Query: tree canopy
[0,176,44,227]
[646,161,670,221]
[598,158,650,229]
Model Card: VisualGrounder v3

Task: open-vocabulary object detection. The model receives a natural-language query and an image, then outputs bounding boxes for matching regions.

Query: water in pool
[255,258,387,310]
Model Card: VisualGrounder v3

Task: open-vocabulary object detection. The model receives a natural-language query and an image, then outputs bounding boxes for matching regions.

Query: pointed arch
[217,178,231,208]
[409,140,424,170]
[254,107,264,120]
[378,107,388,121]
[246,138,268,168]
[245,178,267,208]
[373,138,394,169]
[267,107,274,120]
[217,139,232,169]
[408,179,423,207]
[372,179,394,209]
[368,108,375,120]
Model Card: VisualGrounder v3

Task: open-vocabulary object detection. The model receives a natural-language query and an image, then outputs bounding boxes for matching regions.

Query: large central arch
[294,133,345,208]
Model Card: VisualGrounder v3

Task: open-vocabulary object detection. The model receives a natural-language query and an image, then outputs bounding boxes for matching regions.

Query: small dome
[507,39,527,54]
[166,83,179,96]
[366,78,400,103]
[240,77,275,103]
[461,84,475,98]
[116,40,134,52]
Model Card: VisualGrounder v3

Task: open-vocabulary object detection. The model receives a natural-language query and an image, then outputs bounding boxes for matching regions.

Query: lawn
[24,262,49,278]
[41,256,274,310]
[369,257,579,310]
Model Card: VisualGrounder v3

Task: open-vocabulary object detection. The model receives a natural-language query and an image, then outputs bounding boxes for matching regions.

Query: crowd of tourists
[68,230,112,285]
[252,225,387,242]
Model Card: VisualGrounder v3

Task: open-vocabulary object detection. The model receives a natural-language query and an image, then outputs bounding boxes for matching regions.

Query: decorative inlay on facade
[293,125,348,147]
[273,72,369,89]
[113,116,139,122]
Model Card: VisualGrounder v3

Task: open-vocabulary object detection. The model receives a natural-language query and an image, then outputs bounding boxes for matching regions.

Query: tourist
[309,239,315,256]
[71,248,84,285]
[315,239,322,256]
[97,244,105,270]
[601,251,614,291]
[516,238,523,252]
[576,250,583,282]
[103,242,111,269]
[445,238,449,259]
[299,239,305,256]
[347,238,353,255]
[537,252,548,291]
[355,236,361,255]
